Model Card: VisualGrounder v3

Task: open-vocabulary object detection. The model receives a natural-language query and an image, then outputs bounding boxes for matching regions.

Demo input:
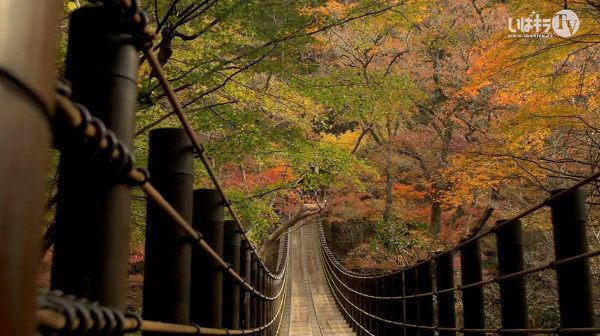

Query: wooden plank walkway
[279,222,355,336]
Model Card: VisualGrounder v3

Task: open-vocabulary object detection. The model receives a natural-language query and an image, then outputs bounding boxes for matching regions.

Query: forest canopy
[51,0,600,266]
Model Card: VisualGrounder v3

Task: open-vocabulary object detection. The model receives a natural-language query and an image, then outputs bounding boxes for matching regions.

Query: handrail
[317,177,600,335]
[37,271,289,335]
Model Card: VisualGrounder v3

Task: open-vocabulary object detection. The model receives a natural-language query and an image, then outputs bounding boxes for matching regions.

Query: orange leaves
[393,184,427,201]
[298,0,357,21]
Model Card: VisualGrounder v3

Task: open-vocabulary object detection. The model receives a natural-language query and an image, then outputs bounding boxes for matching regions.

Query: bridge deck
[280,222,354,336]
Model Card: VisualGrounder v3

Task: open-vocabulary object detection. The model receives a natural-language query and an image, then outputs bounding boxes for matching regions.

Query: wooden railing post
[377,277,387,335]
[435,252,456,336]
[496,219,527,336]
[250,254,258,329]
[549,189,595,336]
[0,1,59,335]
[460,241,484,336]
[142,128,193,330]
[223,220,241,329]
[359,278,366,336]
[392,271,405,336]
[191,189,224,328]
[52,5,138,310]
[350,277,358,333]
[240,239,252,328]
[367,279,375,334]
[417,261,434,336]
[257,265,264,334]
[404,268,418,336]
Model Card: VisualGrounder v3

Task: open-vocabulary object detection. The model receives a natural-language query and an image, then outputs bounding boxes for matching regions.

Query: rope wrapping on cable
[38,291,135,336]
[37,265,290,336]
[53,81,138,187]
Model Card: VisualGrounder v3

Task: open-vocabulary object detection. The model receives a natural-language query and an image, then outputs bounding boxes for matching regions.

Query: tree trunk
[431,202,442,235]
[383,165,394,222]
[258,203,322,258]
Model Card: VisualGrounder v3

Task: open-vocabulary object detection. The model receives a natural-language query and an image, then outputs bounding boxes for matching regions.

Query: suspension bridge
[2,1,600,335]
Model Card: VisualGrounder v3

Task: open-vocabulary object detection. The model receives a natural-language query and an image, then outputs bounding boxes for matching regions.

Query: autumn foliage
[51,0,600,296]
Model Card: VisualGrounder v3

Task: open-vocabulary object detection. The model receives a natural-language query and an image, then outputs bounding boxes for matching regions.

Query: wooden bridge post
[265,276,270,336]
[52,5,138,310]
[142,128,194,330]
[382,275,392,336]
[370,279,378,334]
[191,189,224,328]
[359,278,366,336]
[377,277,387,335]
[365,278,371,335]
[435,252,456,336]
[0,1,59,335]
[496,219,527,336]
[392,271,405,336]
[404,268,418,336]
[355,277,362,335]
[250,254,259,329]
[417,261,434,336]
[257,265,265,334]
[366,278,374,334]
[241,239,252,328]
[347,275,356,332]
[223,220,241,329]
[549,189,595,336]
[268,276,273,336]
[344,273,352,328]
[263,274,268,336]
[460,240,485,336]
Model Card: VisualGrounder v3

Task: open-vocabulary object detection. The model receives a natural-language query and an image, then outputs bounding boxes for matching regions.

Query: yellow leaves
[307,0,357,17]
[320,130,362,151]
[66,1,78,12]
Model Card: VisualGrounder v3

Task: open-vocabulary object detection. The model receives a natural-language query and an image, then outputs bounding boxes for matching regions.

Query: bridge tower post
[191,189,224,328]
[142,128,194,330]
[369,278,377,334]
[52,5,138,310]
[358,277,366,336]
[251,254,259,329]
[223,220,241,329]
[496,219,527,336]
[391,271,405,336]
[435,252,456,336]
[376,277,386,334]
[257,265,265,335]
[0,1,59,335]
[240,239,252,328]
[417,261,434,336]
[404,267,418,336]
[460,241,485,336]
[549,189,595,336]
